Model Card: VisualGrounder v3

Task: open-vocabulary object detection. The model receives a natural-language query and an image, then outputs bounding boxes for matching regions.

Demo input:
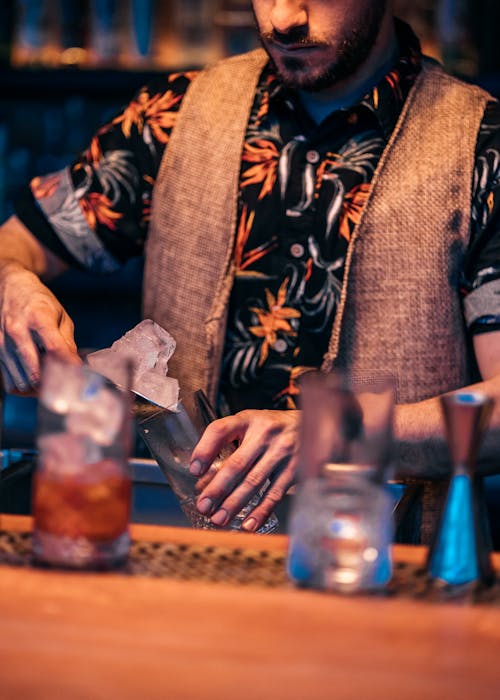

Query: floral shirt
[15,22,500,413]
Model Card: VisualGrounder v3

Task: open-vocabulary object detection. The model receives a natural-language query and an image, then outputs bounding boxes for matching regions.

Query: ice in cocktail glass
[32,354,133,569]
[287,372,395,593]
[137,395,279,533]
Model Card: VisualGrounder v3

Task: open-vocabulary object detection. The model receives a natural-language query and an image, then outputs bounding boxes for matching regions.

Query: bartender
[1,0,500,533]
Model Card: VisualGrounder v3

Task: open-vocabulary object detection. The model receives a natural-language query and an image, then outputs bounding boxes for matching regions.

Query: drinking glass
[137,392,279,533]
[287,372,395,593]
[131,0,155,60]
[32,353,133,569]
[89,0,121,65]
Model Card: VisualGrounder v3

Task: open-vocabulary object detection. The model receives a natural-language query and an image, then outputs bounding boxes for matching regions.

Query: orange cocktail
[33,354,132,569]
[33,457,131,567]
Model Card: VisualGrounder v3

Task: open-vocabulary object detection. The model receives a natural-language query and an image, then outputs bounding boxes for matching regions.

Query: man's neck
[299,17,398,124]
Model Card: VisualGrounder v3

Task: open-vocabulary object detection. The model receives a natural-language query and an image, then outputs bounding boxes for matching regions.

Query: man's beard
[258,3,388,92]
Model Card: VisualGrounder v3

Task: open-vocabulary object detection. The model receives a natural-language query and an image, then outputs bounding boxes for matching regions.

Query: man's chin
[270,56,337,92]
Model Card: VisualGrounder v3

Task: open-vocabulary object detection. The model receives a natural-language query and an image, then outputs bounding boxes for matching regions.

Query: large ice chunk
[66,384,125,446]
[87,319,179,409]
[39,355,126,446]
[38,432,102,475]
[40,358,99,415]
[131,369,179,411]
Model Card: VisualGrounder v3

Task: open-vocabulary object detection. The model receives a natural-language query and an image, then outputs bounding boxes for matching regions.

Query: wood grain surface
[0,515,499,700]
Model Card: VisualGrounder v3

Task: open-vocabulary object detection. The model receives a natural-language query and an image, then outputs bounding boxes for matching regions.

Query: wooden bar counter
[0,514,499,700]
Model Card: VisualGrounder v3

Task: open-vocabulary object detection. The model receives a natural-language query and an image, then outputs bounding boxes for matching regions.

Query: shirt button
[290,243,305,258]
[306,150,320,164]
[273,339,288,353]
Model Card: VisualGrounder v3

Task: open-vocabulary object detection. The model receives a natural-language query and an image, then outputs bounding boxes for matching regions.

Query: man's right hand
[0,215,78,393]
[0,264,79,394]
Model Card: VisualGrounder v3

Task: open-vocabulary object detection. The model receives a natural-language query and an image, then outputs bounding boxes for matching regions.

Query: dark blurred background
[2,1,500,229]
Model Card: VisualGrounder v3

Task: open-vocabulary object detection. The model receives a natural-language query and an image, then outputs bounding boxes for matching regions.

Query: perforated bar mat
[1,529,499,603]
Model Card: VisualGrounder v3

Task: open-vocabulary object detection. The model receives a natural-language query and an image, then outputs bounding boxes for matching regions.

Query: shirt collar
[259,19,422,139]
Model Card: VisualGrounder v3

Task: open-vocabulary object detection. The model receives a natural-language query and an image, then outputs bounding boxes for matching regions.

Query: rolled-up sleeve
[465,100,500,335]
[464,277,500,333]
[14,72,196,275]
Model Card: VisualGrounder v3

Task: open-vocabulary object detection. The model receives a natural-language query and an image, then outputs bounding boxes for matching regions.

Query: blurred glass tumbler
[32,354,133,569]
[287,372,395,594]
[137,396,279,534]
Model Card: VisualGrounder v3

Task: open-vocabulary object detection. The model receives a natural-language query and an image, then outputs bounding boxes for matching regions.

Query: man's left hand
[189,409,300,532]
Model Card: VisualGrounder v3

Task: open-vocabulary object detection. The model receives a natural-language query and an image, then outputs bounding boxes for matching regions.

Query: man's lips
[268,40,323,53]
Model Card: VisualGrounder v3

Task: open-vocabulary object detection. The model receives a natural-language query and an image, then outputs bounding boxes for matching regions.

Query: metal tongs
[133,387,219,426]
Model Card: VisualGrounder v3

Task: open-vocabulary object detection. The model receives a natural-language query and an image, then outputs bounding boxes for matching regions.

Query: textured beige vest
[144,50,490,412]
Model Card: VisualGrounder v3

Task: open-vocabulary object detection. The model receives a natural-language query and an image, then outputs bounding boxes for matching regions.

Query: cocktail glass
[137,392,279,533]
[32,353,133,569]
[287,372,395,593]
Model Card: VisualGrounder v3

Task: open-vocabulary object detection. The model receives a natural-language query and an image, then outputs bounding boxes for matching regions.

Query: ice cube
[66,385,126,446]
[87,319,179,409]
[87,319,176,384]
[85,349,133,390]
[133,370,179,410]
[38,432,102,474]
[40,355,99,415]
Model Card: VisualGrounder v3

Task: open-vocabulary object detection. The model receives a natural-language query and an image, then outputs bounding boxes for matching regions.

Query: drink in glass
[32,354,132,569]
[137,397,279,533]
[287,372,395,593]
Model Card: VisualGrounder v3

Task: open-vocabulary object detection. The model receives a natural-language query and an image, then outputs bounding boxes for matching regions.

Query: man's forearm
[0,215,68,280]
[394,373,500,479]
[0,215,77,391]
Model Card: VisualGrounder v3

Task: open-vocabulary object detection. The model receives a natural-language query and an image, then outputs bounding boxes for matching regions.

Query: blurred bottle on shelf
[12,0,86,67]
[169,0,218,67]
[0,0,16,67]
[129,0,156,65]
[59,0,88,66]
[214,0,259,57]
[436,0,478,77]
[393,0,441,61]
[468,0,500,78]
[7,0,263,71]
[88,0,122,66]
[0,124,7,223]
[12,0,49,66]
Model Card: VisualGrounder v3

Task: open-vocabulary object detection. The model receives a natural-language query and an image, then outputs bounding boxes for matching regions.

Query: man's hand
[189,409,300,532]
[0,260,79,392]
